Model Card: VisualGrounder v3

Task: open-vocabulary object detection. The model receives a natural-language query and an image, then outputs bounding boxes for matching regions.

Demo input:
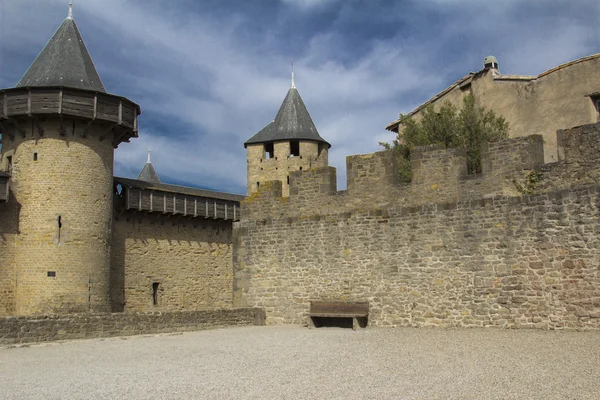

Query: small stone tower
[0,4,140,315]
[245,71,330,196]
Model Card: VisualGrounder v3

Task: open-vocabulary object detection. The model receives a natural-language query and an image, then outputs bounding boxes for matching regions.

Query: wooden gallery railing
[121,185,241,221]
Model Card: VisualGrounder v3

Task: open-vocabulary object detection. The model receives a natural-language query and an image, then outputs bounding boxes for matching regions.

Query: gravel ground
[0,326,599,400]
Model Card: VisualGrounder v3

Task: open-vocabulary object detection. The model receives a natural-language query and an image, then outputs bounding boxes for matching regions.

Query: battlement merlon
[241,124,600,220]
[346,151,398,193]
[557,122,600,163]
[290,166,337,198]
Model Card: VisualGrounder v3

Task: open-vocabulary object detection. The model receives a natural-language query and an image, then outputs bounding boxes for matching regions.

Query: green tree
[381,94,509,182]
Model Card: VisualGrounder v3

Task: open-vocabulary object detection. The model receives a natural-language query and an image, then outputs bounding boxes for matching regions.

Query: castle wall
[0,118,115,315]
[243,134,545,221]
[0,245,15,316]
[110,212,234,312]
[0,217,16,316]
[247,140,328,197]
[402,55,600,163]
[0,180,19,315]
[0,308,264,345]
[234,123,600,329]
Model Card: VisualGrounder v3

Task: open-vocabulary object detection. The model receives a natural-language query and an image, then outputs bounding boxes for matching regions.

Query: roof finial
[67,0,73,19]
[291,62,296,89]
[147,149,151,163]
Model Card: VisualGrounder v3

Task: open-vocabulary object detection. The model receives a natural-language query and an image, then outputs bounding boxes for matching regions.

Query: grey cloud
[2,0,596,194]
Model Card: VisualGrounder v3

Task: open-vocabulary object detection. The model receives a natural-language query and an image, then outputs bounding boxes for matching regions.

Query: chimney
[483,56,499,71]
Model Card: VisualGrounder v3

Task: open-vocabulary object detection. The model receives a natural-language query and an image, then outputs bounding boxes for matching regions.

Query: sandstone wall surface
[247,141,328,197]
[234,123,600,329]
[111,212,234,312]
[400,55,600,163]
[0,308,264,345]
[243,134,545,221]
[0,190,18,316]
[0,118,115,316]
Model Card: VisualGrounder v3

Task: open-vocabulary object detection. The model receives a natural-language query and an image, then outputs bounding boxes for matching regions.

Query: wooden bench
[308,301,369,330]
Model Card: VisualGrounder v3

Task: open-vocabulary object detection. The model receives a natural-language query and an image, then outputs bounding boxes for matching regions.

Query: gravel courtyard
[0,326,598,399]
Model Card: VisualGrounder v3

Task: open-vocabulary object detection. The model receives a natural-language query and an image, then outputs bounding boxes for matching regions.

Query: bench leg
[352,317,358,331]
[308,316,316,329]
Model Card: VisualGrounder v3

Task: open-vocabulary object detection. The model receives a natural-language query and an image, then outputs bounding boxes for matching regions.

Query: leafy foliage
[381,94,509,182]
[513,170,542,195]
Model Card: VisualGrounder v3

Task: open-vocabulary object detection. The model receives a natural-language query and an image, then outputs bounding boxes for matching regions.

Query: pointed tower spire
[291,62,296,89]
[244,73,330,148]
[16,2,106,92]
[137,150,161,183]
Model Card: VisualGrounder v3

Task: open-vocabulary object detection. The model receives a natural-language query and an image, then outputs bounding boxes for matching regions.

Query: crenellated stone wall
[234,123,600,329]
[241,133,547,221]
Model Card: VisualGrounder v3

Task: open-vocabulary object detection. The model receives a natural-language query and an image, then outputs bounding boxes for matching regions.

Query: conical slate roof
[137,162,161,183]
[16,13,106,92]
[245,87,330,148]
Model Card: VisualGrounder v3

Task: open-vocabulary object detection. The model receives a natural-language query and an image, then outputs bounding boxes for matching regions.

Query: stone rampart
[241,133,548,221]
[0,308,265,345]
[538,123,600,191]
[234,123,600,329]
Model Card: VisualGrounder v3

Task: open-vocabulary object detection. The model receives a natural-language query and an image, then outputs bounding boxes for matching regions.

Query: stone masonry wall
[234,123,600,329]
[539,123,600,191]
[111,212,234,312]
[247,141,328,197]
[400,55,600,163]
[0,308,265,345]
[242,134,545,221]
[0,191,18,316]
[0,118,116,316]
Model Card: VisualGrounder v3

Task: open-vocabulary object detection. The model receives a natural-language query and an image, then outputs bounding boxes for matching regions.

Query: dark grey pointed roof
[16,16,106,92]
[137,162,161,183]
[245,87,330,148]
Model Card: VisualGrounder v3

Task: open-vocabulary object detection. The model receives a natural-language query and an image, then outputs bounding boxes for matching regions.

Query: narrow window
[287,176,290,185]
[256,181,260,189]
[6,156,12,173]
[290,140,300,157]
[264,143,274,159]
[33,152,38,161]
[152,282,160,306]
[47,271,56,277]
[588,95,600,121]
[57,215,62,241]
[299,167,302,171]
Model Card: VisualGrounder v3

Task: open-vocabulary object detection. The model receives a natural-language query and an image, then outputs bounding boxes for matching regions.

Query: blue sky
[1,0,598,194]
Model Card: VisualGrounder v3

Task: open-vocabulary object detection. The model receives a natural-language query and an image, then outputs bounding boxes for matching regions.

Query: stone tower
[245,72,330,196]
[0,4,140,315]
